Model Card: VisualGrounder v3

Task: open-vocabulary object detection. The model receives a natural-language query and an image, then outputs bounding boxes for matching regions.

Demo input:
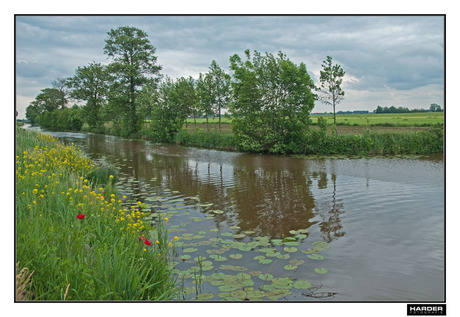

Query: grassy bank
[175,125,443,155]
[16,128,178,300]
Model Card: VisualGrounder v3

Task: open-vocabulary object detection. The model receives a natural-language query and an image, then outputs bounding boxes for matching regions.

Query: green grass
[185,113,444,127]
[16,128,179,300]
[310,112,444,127]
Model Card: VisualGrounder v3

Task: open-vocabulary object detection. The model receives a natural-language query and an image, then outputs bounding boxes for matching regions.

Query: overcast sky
[15,15,444,118]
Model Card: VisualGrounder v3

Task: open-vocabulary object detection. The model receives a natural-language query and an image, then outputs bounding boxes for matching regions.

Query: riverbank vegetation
[16,128,178,300]
[25,25,443,156]
[175,121,443,155]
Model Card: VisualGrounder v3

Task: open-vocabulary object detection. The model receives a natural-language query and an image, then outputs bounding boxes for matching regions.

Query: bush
[175,129,237,151]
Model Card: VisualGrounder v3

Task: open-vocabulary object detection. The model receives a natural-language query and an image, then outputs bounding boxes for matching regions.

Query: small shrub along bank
[175,129,237,151]
[16,128,178,300]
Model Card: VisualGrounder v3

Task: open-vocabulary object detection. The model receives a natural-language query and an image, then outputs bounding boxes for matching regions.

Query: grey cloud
[15,15,444,118]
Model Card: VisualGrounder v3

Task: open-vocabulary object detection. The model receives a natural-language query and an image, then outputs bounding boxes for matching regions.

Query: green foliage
[67,62,108,131]
[175,129,237,151]
[229,50,315,154]
[149,77,194,142]
[37,106,83,132]
[304,126,443,155]
[104,26,162,137]
[196,72,215,130]
[205,60,232,132]
[316,56,345,134]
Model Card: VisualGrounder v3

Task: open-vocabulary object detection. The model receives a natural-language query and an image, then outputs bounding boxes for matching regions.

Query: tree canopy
[317,56,345,135]
[229,50,316,154]
[104,26,162,137]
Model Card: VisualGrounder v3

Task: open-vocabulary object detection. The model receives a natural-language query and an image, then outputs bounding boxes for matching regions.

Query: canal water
[24,126,444,301]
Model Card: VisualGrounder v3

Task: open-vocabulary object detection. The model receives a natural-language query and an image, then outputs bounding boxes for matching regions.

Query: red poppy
[144,239,152,246]
[138,236,146,242]
[77,214,86,219]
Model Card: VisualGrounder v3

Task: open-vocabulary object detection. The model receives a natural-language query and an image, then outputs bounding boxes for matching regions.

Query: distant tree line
[373,104,442,113]
[25,26,342,154]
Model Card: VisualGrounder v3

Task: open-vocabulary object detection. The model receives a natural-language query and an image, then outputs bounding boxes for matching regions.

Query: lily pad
[212,210,224,214]
[283,241,300,246]
[179,254,191,260]
[289,259,304,266]
[249,270,263,277]
[271,277,293,289]
[233,233,246,239]
[219,265,248,272]
[218,284,239,292]
[210,272,226,279]
[284,247,298,253]
[307,254,324,260]
[293,280,312,289]
[229,253,243,259]
[238,245,252,252]
[271,239,284,246]
[196,293,215,300]
[276,253,290,260]
[258,273,274,281]
[266,290,292,300]
[245,290,266,299]
[183,247,198,253]
[283,264,298,270]
[314,267,328,274]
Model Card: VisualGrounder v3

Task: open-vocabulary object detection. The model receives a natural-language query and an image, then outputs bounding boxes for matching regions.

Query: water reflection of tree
[228,156,316,238]
[317,174,345,242]
[81,135,344,241]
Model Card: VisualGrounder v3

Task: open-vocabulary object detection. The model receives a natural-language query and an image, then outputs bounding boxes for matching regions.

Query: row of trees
[25,26,345,153]
[373,103,442,113]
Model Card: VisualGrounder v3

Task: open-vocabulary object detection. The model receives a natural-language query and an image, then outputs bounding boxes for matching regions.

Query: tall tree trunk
[130,76,137,135]
[333,102,338,136]
[218,106,221,133]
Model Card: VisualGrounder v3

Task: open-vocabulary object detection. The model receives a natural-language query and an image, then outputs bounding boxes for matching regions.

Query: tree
[196,72,215,131]
[374,106,384,113]
[317,56,345,135]
[67,62,108,131]
[52,77,70,108]
[104,26,162,137]
[173,76,197,128]
[229,50,316,154]
[207,60,232,132]
[150,77,192,142]
[31,88,67,113]
[430,103,442,112]
[25,103,41,124]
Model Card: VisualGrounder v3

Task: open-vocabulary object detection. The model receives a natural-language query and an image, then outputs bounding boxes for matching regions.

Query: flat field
[184,112,444,135]
[311,112,444,126]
